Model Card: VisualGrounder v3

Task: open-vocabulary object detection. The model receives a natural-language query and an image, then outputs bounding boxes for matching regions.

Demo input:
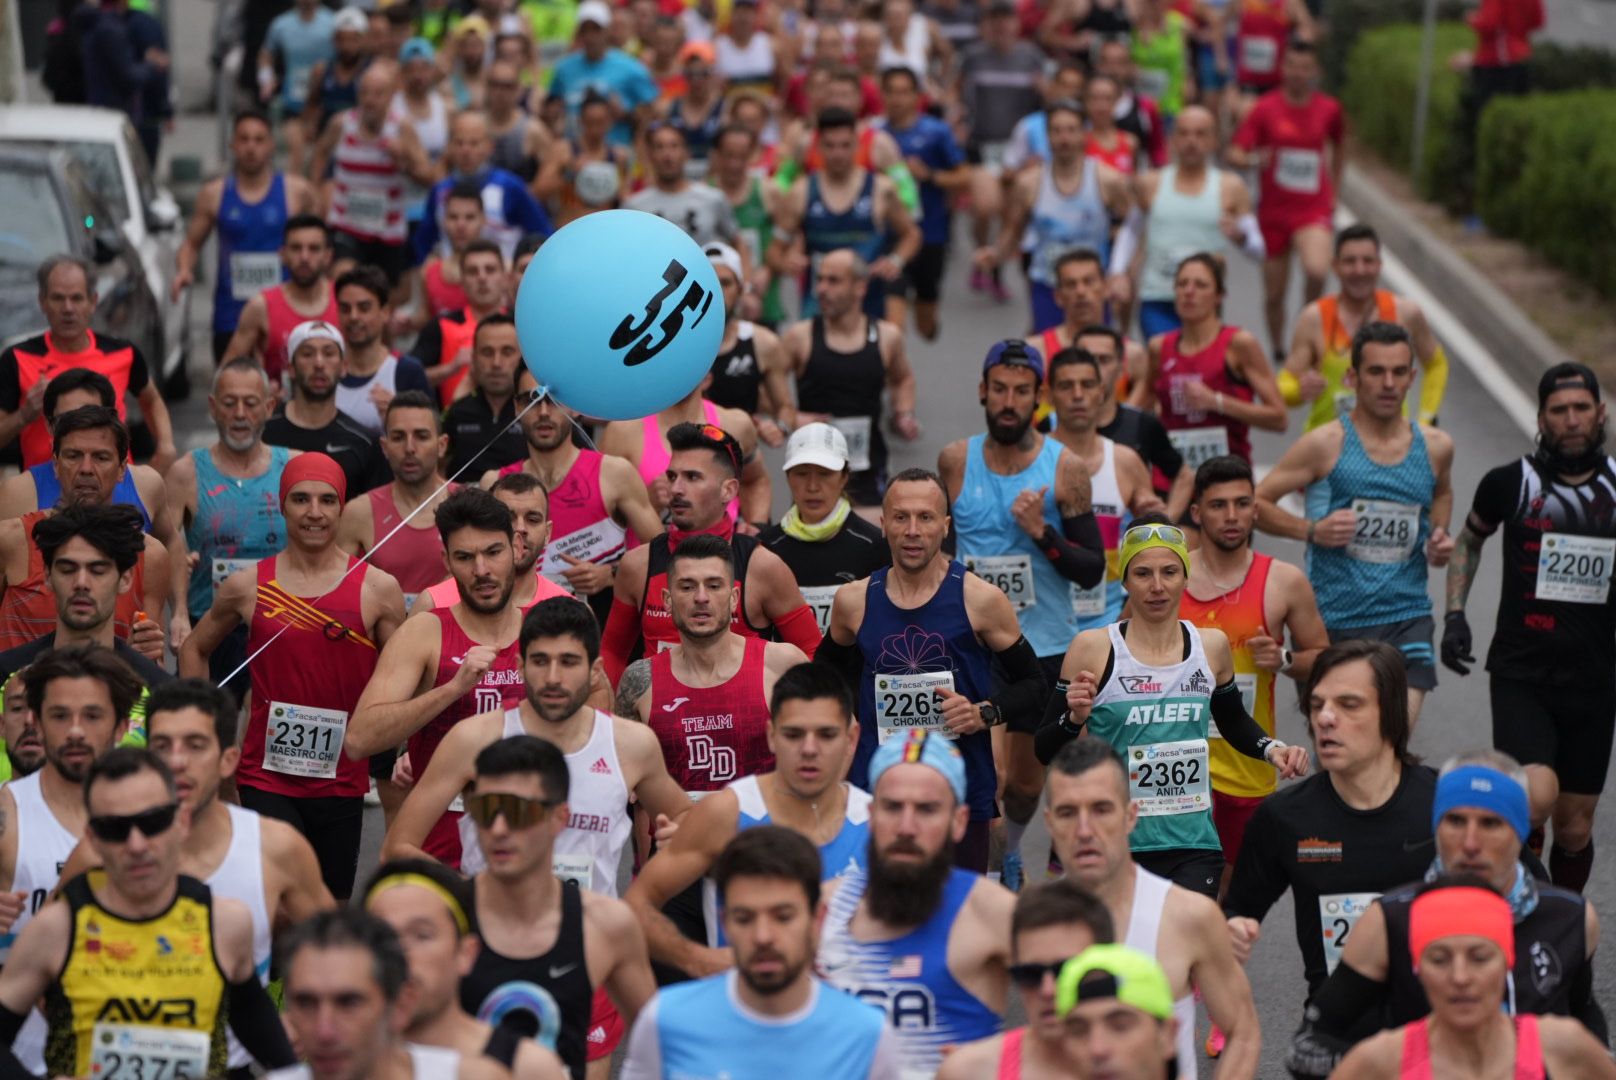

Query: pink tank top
[500,451,635,587]
[997,1028,1025,1079]
[638,400,740,522]
[1398,1015,1545,1080]
[366,484,456,598]
[422,259,468,315]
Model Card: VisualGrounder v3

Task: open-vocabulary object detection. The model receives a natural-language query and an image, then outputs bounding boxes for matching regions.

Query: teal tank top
[185,446,291,618]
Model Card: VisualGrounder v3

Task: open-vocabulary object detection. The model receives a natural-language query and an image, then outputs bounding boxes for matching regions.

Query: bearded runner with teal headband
[1035,518,1311,899]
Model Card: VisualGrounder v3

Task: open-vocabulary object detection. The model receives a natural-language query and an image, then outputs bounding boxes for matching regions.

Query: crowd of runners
[0,0,1606,1075]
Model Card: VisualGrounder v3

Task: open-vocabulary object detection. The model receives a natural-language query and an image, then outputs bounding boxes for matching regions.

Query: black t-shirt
[263,407,391,497]
[1468,454,1616,683]
[759,513,891,629]
[1098,404,1184,496]
[0,632,173,689]
[1224,764,1437,996]
[442,392,526,481]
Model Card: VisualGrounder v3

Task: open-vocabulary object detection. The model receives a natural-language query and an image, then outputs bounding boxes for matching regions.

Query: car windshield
[0,171,70,266]
[8,139,128,221]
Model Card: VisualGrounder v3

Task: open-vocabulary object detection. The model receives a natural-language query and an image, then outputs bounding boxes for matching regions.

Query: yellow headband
[364,873,471,935]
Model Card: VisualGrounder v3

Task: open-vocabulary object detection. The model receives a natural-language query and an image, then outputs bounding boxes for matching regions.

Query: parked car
[0,105,193,397]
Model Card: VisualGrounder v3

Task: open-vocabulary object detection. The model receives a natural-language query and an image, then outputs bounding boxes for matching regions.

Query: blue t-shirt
[412,168,553,264]
[882,114,965,244]
[264,6,335,111]
[548,48,659,146]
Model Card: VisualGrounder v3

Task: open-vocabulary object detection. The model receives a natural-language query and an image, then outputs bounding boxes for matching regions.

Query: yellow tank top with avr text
[44,871,229,1079]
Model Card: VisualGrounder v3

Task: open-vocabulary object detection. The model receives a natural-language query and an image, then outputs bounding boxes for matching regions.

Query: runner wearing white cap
[704,243,794,448]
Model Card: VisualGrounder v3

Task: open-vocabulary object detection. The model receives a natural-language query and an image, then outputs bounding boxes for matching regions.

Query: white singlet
[1124,867,1200,1079]
[4,772,80,1073]
[209,803,275,1069]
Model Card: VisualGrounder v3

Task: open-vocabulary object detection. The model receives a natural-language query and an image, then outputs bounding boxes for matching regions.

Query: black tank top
[797,316,887,477]
[1380,877,1588,1027]
[708,322,763,414]
[759,512,891,587]
[462,878,593,1080]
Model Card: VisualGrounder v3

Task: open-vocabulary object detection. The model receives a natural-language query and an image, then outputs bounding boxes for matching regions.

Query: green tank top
[1131,12,1190,117]
[721,176,784,324]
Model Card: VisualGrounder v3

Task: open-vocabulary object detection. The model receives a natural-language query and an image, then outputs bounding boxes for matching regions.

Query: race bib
[286,63,314,105]
[1128,739,1210,816]
[800,584,840,635]
[211,557,256,588]
[873,670,955,743]
[1319,892,1380,975]
[1070,580,1107,618]
[829,416,873,472]
[90,1023,210,1080]
[980,140,1008,175]
[1346,500,1420,564]
[1209,674,1259,739]
[963,554,1036,610]
[1168,426,1230,470]
[1275,148,1323,195]
[228,251,280,302]
[541,520,624,590]
[1135,66,1170,102]
[1536,533,1616,604]
[263,701,348,779]
[1240,36,1278,73]
[345,188,390,233]
[553,852,594,887]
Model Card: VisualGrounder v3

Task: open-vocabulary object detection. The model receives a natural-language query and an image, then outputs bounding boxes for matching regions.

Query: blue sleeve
[411,180,446,264]
[505,176,552,237]
[939,124,966,169]
[393,356,433,396]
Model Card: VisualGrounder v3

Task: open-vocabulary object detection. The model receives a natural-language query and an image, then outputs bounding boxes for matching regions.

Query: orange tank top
[1320,289,1399,352]
[0,510,145,651]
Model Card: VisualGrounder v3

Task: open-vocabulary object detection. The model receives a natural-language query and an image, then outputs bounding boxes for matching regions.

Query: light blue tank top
[953,434,1074,658]
[1139,164,1227,302]
[647,973,887,1080]
[818,866,1000,1075]
[28,462,151,532]
[185,446,291,618]
[1023,156,1111,285]
[1305,417,1433,629]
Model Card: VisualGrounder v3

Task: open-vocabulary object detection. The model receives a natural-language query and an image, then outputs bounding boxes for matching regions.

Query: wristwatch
[1280,647,1295,674]
[978,702,1002,728]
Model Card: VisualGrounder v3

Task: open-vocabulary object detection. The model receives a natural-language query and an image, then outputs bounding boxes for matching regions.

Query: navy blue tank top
[804,170,886,320]
[213,172,288,333]
[29,462,152,533]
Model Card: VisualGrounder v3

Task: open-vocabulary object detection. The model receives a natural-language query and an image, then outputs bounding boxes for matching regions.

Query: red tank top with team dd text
[0,511,146,651]
[412,608,526,867]
[639,526,764,654]
[648,636,774,794]
[1155,324,1254,464]
[262,284,339,384]
[366,484,456,601]
[239,556,378,800]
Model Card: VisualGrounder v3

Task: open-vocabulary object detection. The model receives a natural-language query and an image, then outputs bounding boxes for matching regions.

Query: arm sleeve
[510,179,553,237]
[885,162,921,217]
[1285,963,1386,1077]
[1222,801,1292,920]
[990,635,1047,733]
[1277,367,1303,407]
[1209,680,1275,760]
[1107,208,1142,277]
[1035,682,1084,764]
[1037,514,1106,588]
[772,603,823,658]
[227,976,297,1069]
[1143,414,1186,478]
[1416,345,1449,426]
[601,597,644,685]
[413,320,446,368]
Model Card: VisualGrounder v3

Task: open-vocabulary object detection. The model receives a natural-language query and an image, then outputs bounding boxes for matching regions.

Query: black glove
[1440,610,1475,675]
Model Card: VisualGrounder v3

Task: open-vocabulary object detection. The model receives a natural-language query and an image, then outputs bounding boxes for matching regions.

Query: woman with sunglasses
[1332,877,1615,1079]
[1036,517,1310,898]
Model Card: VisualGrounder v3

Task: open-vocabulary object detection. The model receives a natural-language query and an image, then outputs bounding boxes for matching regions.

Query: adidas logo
[589,757,612,775]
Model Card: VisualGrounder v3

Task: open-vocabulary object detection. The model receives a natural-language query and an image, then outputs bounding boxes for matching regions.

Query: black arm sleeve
[1037,514,1106,589]
[814,637,865,702]
[1210,680,1276,760]
[1284,964,1386,1078]
[1570,951,1609,1046]
[1143,412,1185,478]
[1035,681,1084,764]
[0,1002,31,1079]
[989,635,1048,733]
[228,976,298,1069]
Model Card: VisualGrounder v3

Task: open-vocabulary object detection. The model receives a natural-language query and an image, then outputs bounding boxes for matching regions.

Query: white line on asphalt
[1333,209,1538,437]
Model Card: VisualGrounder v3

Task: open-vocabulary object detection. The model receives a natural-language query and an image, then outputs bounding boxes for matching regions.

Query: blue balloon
[514,210,726,421]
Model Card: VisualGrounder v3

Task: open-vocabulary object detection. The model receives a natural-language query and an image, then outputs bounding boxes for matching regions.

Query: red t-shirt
[1233,89,1344,220]
[0,332,148,467]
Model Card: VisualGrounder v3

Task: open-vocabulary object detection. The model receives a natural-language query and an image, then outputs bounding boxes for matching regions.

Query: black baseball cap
[1538,362,1601,409]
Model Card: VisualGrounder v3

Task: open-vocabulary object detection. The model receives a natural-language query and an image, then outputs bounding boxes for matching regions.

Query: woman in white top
[715,0,777,93]
[878,0,950,89]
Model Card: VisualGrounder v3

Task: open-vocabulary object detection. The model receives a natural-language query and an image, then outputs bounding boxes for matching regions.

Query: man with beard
[820,468,1044,873]
[264,320,392,498]
[164,359,294,677]
[0,644,138,1073]
[181,452,407,900]
[818,731,1014,1075]
[940,340,1104,890]
[0,505,171,689]
[1181,455,1328,890]
[414,473,574,617]
[1443,363,1616,893]
[626,662,871,979]
[622,827,897,1079]
[54,678,334,1076]
[1078,325,1196,518]
[0,668,43,782]
[416,241,512,406]
[600,423,819,683]
[333,266,433,436]
[627,125,743,250]
[223,215,342,388]
[1041,736,1263,1079]
[482,391,662,627]
[1256,321,1456,727]
[938,880,1116,1079]
[339,392,458,608]
[349,488,536,863]
[442,315,530,481]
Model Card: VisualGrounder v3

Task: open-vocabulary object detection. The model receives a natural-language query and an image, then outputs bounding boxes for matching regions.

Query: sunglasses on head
[88,802,180,843]
[1122,523,1186,546]
[1008,960,1070,990]
[462,791,560,830]
[696,423,743,474]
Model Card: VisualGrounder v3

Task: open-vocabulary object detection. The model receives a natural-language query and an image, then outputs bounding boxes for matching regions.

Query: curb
[1338,163,1573,396]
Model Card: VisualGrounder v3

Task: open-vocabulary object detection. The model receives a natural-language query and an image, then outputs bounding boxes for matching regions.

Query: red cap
[279,452,348,507]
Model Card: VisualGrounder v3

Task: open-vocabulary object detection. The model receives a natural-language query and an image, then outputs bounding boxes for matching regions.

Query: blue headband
[868,731,967,805]
[1432,765,1530,842]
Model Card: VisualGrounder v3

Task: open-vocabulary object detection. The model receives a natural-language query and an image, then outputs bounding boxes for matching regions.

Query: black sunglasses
[462,792,560,830]
[1008,960,1069,990]
[88,802,180,843]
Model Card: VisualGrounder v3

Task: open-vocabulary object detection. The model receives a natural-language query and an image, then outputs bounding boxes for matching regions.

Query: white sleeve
[618,995,664,1080]
[866,1026,904,1080]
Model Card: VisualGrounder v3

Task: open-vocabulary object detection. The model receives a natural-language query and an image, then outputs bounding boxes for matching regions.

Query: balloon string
[217,388,553,688]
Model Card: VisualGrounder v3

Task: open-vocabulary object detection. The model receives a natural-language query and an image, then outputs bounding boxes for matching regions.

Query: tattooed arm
[616,659,653,720]
[1445,522,1489,614]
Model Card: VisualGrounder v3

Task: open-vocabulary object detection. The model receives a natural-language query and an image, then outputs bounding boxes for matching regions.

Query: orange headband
[1409,886,1514,970]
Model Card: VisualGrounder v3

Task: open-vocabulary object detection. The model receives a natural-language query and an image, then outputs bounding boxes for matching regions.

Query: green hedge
[1340,23,1473,203]
[1529,42,1616,93]
[1476,91,1616,298]
[1319,0,1467,91]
